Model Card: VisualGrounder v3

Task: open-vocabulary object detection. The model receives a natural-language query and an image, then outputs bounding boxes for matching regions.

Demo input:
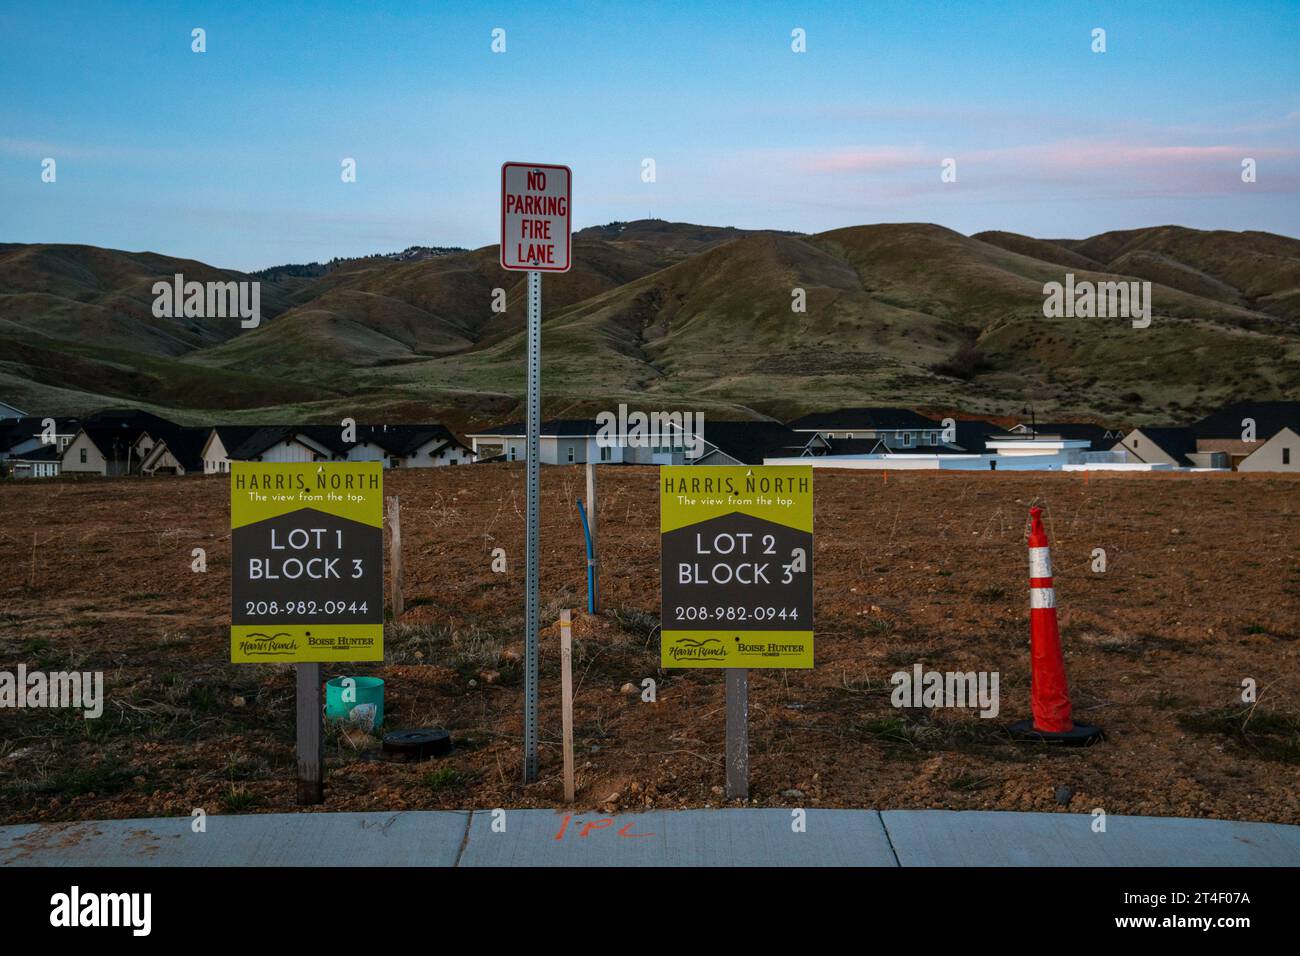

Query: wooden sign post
[725,668,748,799]
[560,609,575,803]
[295,663,324,804]
[387,495,404,622]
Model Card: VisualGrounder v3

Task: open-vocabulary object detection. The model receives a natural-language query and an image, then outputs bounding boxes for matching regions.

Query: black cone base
[382,728,452,761]
[1008,720,1104,746]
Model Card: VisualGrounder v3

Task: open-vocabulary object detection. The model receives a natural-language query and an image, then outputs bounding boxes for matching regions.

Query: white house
[467,419,818,466]
[343,425,475,468]
[787,407,948,449]
[1238,426,1300,472]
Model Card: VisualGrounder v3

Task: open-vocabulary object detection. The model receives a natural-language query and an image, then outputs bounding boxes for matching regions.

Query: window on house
[80,448,87,463]
[929,433,938,446]
[567,447,575,463]
[902,433,911,447]
[1285,448,1292,465]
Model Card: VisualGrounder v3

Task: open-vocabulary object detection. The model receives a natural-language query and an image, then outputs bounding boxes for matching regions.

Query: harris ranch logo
[152,273,261,328]
[1042,273,1152,328]
[667,636,726,662]
[237,632,298,657]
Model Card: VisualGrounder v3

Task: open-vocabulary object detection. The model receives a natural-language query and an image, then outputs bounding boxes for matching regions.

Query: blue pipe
[577,497,596,613]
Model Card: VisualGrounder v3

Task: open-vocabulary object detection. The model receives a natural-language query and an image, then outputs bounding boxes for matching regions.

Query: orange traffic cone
[1009,506,1103,745]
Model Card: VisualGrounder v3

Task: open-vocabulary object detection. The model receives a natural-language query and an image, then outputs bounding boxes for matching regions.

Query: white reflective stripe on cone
[1028,546,1052,578]
[1030,587,1056,609]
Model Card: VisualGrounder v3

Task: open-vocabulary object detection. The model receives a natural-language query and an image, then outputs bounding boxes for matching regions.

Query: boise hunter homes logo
[152,273,261,328]
[0,665,103,718]
[50,886,151,936]
[1042,273,1152,328]
[596,404,705,457]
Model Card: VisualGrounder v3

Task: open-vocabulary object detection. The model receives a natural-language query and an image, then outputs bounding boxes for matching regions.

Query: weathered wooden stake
[387,494,404,622]
[585,461,599,612]
[725,668,749,800]
[560,609,575,803]
[295,662,324,804]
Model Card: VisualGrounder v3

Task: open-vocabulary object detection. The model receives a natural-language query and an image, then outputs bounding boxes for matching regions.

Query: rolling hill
[1,222,1296,429]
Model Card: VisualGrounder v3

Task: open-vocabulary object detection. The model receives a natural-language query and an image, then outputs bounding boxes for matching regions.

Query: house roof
[0,417,81,453]
[701,421,810,465]
[1016,422,1117,450]
[354,424,460,456]
[224,427,326,460]
[468,419,603,438]
[1190,401,1300,442]
[9,443,62,462]
[787,407,938,431]
[83,408,181,435]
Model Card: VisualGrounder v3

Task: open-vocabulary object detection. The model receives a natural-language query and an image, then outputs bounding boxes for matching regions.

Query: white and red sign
[500,162,572,272]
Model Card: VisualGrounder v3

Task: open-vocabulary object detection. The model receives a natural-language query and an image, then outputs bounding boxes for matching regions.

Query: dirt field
[1,465,1297,826]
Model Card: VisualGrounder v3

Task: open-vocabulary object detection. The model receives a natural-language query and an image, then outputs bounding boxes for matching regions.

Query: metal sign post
[500,161,571,784]
[523,269,541,782]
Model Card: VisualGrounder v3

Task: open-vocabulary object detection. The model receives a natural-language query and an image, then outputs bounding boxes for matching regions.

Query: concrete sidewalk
[2,809,1297,867]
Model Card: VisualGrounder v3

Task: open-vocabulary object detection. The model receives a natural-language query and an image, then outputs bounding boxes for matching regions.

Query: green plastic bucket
[325,676,385,731]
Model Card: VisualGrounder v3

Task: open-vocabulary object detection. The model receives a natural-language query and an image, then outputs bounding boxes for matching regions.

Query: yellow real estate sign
[230,462,384,663]
[660,465,813,668]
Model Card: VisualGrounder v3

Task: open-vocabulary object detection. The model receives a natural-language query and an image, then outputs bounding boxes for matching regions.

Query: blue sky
[2,0,1298,270]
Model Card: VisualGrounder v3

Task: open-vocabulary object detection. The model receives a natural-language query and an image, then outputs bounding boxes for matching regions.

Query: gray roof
[787,407,938,431]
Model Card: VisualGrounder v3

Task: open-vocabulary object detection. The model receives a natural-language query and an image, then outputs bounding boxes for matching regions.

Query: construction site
[1,464,1296,827]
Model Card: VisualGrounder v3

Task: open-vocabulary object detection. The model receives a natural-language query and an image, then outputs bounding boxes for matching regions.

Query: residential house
[343,425,474,468]
[140,427,213,475]
[1111,427,1218,468]
[787,407,946,449]
[1190,401,1300,470]
[692,422,823,465]
[467,420,654,465]
[0,417,81,461]
[81,408,183,471]
[6,445,63,479]
[62,427,141,476]
[222,427,342,465]
[1008,422,1125,451]
[201,426,266,474]
[1239,426,1300,472]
